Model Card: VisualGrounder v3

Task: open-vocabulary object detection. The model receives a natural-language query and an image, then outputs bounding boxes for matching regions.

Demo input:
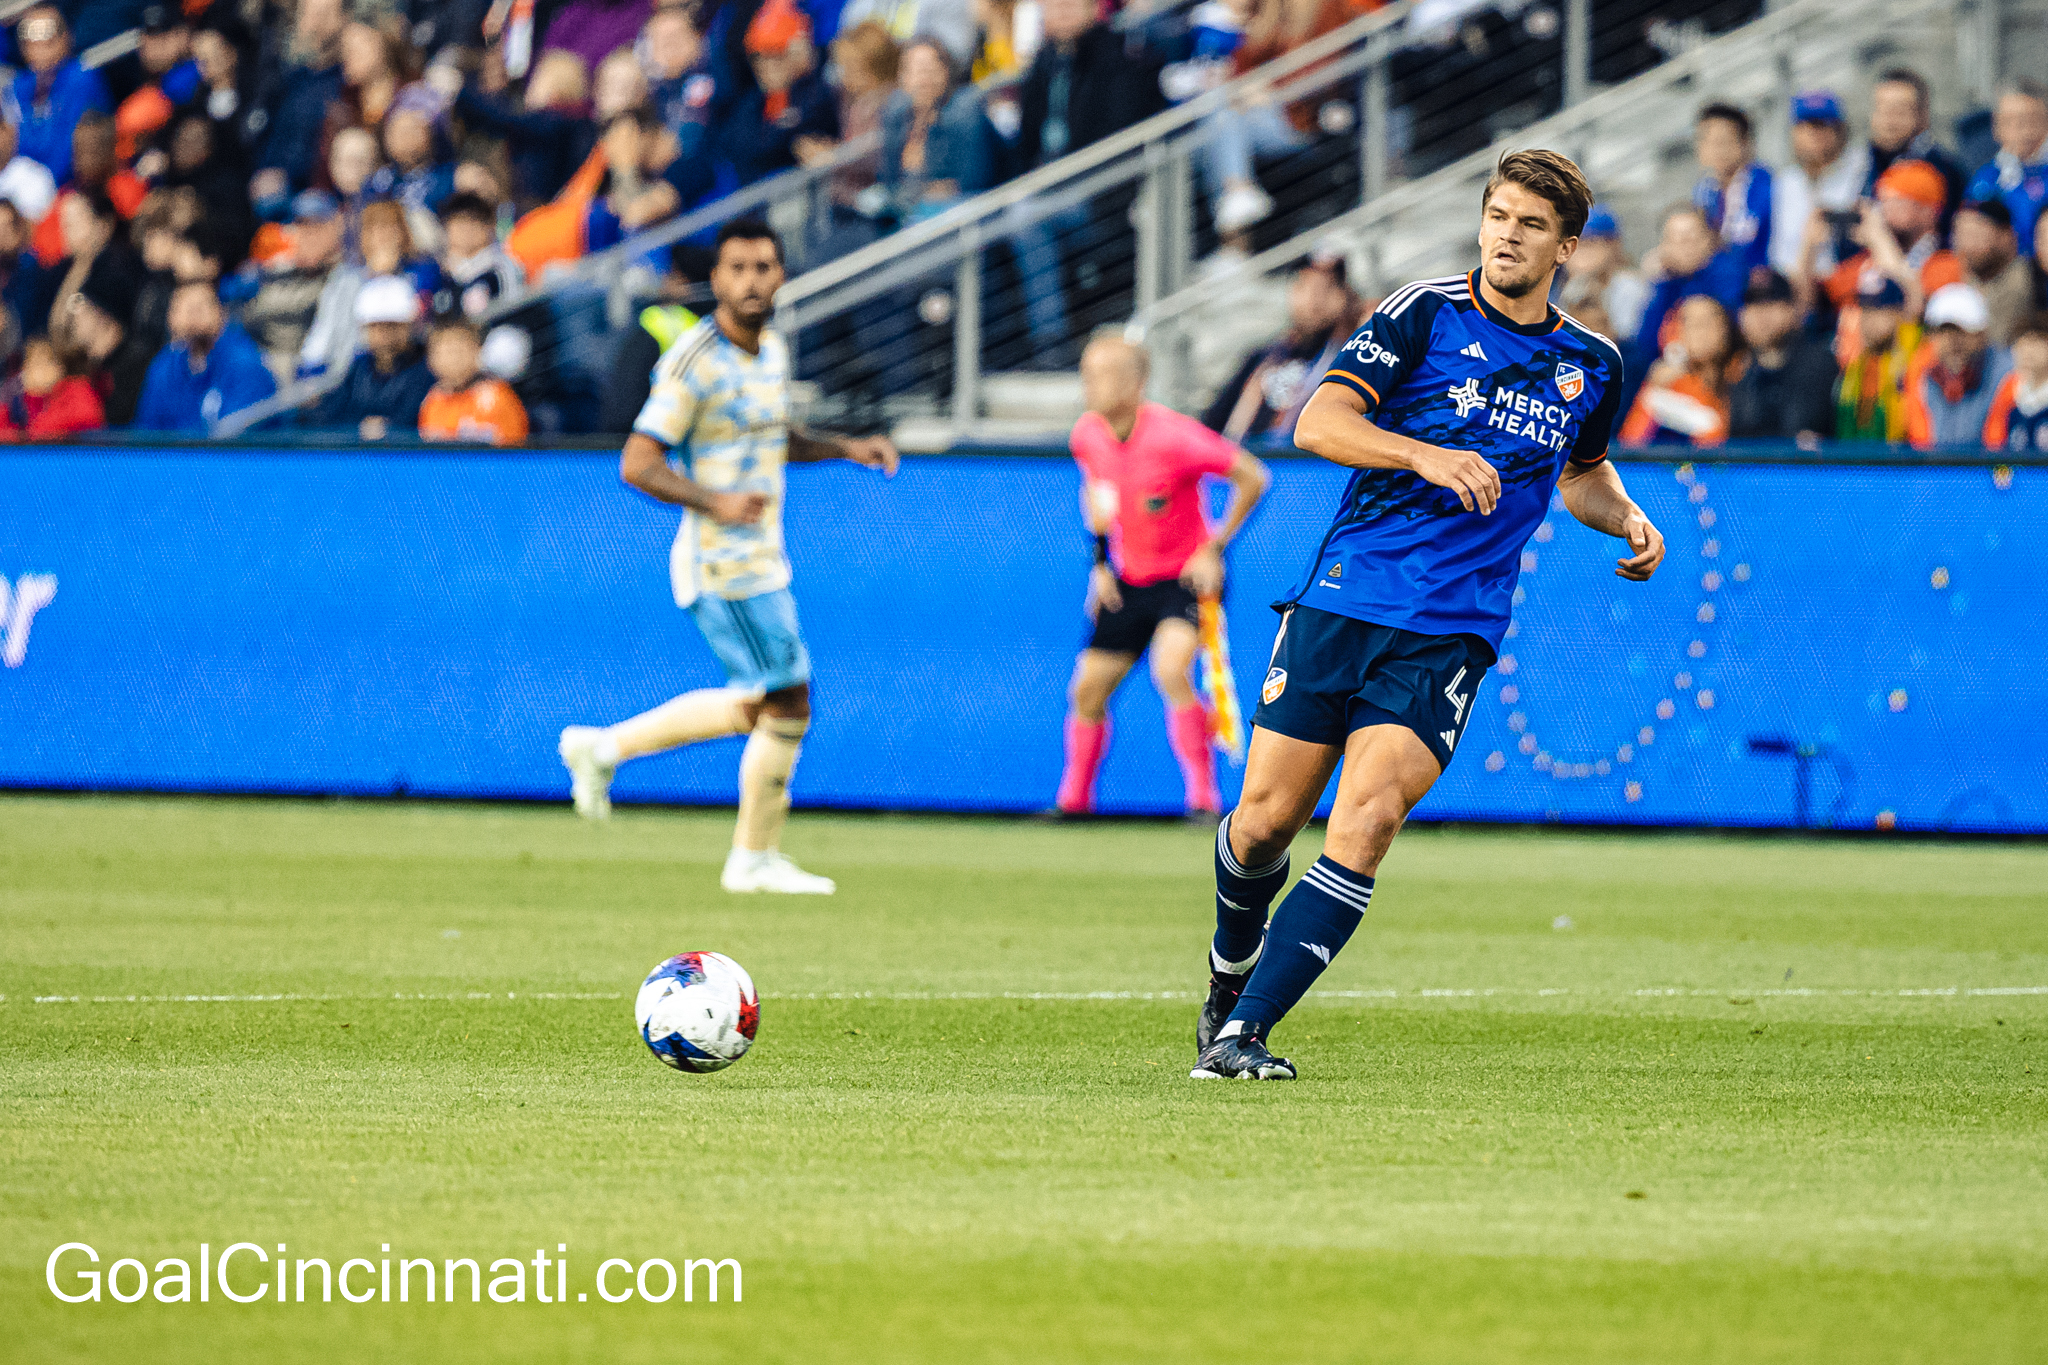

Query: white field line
[10,985,2047,1006]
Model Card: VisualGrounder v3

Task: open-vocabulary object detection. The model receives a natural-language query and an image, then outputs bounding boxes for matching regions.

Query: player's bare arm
[1180,450,1269,596]
[1080,482,1123,618]
[1557,459,1666,580]
[619,431,767,526]
[1295,382,1503,515]
[788,427,901,474]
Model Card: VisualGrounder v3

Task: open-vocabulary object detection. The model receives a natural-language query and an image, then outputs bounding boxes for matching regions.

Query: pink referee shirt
[1071,403,1239,587]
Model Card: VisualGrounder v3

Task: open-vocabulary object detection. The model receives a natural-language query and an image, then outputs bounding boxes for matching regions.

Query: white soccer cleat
[557,725,615,820]
[721,848,836,895]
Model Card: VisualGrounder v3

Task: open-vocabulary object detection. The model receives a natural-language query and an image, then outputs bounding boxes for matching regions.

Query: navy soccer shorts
[1251,605,1495,772]
[1087,577,1200,654]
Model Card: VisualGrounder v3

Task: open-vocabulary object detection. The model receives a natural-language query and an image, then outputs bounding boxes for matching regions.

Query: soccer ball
[635,952,760,1073]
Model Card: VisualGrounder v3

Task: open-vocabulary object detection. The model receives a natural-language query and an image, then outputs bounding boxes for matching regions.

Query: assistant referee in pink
[1056,336,1270,819]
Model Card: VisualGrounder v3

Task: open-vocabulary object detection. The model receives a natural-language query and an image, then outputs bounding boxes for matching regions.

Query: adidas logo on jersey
[1460,342,1489,361]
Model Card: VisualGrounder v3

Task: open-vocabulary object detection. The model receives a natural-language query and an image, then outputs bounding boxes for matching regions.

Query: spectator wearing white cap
[307,275,434,439]
[0,111,57,226]
[1768,90,1868,278]
[1904,282,2011,449]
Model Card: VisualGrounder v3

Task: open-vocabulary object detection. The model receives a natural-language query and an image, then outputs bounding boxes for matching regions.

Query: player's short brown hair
[1482,149,1594,241]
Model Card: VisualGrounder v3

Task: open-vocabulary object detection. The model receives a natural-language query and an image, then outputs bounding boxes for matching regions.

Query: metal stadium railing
[766,0,1797,433]
[1131,0,1977,412]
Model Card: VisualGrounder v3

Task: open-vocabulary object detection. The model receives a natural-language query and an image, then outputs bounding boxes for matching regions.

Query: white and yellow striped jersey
[632,317,793,606]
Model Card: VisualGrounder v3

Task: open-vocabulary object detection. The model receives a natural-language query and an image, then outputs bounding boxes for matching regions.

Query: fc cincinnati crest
[1555,363,1585,402]
[1262,668,1288,705]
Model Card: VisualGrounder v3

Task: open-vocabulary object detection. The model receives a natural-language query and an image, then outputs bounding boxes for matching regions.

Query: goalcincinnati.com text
[46,1242,740,1305]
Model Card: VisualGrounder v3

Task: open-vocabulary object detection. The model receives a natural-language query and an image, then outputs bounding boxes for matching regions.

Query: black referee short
[1087,577,1201,654]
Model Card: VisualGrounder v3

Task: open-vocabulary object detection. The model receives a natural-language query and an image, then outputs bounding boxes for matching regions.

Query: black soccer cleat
[1197,958,1255,1054]
[1190,1023,1296,1080]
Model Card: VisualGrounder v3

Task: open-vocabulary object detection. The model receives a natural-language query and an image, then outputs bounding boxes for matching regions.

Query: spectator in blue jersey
[1692,102,1772,283]
[646,3,726,170]
[133,280,278,431]
[309,275,435,438]
[1633,203,1748,361]
[367,86,459,219]
[1965,83,2048,260]
[1862,68,1965,230]
[1982,312,2048,451]
[8,6,111,185]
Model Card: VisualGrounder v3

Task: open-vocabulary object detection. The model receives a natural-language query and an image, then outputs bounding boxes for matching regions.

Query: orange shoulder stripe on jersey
[1323,372,1379,404]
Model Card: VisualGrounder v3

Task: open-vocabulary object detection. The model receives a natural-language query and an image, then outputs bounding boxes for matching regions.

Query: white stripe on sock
[1211,940,1264,975]
[1216,814,1288,880]
[1300,864,1375,913]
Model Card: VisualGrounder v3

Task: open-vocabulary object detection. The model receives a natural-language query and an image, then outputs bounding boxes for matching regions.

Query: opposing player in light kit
[559,222,897,894]
[1192,151,1667,1078]
[1055,336,1269,820]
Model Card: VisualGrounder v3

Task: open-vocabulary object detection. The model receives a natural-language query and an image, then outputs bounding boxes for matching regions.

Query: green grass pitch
[4,794,2045,1364]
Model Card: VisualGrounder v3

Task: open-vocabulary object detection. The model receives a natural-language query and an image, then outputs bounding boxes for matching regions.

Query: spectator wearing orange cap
[720,0,841,187]
[1799,159,1961,367]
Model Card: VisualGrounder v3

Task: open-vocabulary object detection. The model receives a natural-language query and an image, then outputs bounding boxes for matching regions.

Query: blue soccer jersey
[1297,269,1623,650]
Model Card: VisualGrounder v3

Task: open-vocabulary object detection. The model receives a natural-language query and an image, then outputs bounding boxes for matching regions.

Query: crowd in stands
[1582,70,2048,451]
[0,0,1412,438]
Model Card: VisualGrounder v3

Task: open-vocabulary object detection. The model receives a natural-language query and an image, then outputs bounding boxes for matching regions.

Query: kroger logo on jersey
[1341,330,1401,369]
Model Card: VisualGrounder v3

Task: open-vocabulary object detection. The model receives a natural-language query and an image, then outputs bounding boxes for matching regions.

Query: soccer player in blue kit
[1192,150,1669,1079]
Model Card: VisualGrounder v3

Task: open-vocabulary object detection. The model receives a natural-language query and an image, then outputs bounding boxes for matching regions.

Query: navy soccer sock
[1213,812,1289,971]
[1225,855,1373,1032]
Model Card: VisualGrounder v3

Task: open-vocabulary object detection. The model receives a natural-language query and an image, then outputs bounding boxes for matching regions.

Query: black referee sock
[1213,812,1288,970]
